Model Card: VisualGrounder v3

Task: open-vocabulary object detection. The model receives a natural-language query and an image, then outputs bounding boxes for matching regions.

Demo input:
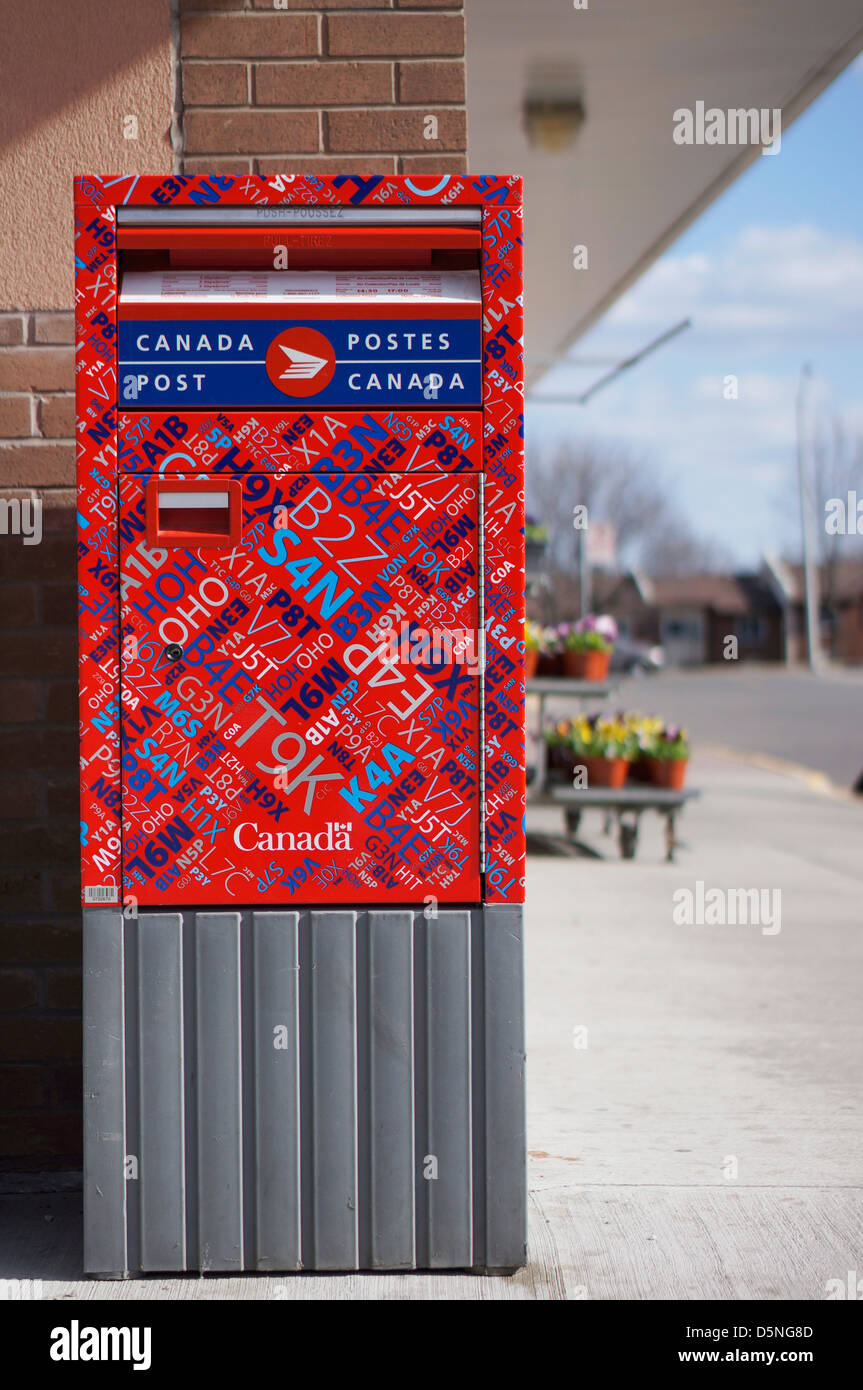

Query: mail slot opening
[160,491,229,535]
[117,217,481,272]
[146,480,242,546]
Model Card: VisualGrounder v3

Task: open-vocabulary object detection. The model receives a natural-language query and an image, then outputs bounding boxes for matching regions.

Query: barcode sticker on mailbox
[84,886,120,904]
[118,269,482,409]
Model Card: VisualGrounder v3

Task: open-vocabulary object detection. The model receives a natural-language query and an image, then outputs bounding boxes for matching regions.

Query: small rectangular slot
[147,480,242,547]
[160,490,229,537]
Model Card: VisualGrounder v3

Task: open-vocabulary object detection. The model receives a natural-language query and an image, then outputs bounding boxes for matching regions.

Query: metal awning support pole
[796,364,823,675]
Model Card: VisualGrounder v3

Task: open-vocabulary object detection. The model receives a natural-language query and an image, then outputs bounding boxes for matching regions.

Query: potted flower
[524,620,543,679]
[560,613,617,680]
[545,712,635,788]
[643,723,690,789]
[626,713,664,783]
[574,712,634,788]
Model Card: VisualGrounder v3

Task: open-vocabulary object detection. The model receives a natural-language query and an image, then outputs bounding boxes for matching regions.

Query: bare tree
[527,436,668,571]
[639,517,733,576]
[527,435,729,616]
[780,410,863,561]
[776,410,863,660]
[809,414,863,607]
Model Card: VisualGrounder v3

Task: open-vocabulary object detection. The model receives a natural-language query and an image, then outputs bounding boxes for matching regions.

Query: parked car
[609,637,664,675]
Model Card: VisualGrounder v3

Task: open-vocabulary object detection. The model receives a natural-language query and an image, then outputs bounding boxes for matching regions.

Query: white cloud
[580,366,796,454]
[530,364,802,565]
[530,220,863,566]
[602,223,863,342]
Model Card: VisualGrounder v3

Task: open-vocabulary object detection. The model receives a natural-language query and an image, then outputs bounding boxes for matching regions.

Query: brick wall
[0,2,467,1176]
[0,311,80,1173]
[180,0,467,177]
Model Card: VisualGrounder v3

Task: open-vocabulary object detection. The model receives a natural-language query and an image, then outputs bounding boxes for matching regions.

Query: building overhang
[466,0,863,388]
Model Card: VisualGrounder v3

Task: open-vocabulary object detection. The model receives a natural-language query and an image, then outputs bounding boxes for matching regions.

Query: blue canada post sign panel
[117,317,482,408]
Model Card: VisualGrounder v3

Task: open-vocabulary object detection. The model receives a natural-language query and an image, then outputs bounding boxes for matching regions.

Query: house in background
[591,558,863,667]
[763,554,863,666]
[591,568,787,666]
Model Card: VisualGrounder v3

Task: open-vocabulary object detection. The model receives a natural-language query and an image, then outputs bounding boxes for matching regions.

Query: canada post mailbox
[75,175,525,1276]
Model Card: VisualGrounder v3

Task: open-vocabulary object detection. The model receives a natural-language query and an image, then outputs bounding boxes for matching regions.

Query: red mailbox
[76,175,525,1276]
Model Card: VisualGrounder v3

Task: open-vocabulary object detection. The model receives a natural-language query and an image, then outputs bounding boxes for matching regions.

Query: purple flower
[576,614,597,633]
[594,614,618,642]
[664,725,681,742]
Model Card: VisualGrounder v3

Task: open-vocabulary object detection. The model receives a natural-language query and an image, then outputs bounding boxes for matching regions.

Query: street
[612,665,863,789]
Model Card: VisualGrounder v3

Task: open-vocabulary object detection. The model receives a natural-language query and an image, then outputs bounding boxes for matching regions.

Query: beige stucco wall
[0,0,174,309]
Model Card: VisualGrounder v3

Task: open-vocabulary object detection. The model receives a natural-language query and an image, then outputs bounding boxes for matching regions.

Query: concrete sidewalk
[524,751,863,1298]
[3,752,862,1298]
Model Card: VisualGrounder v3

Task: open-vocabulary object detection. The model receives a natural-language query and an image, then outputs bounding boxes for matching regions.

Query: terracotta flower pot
[576,755,630,789]
[525,648,539,679]
[562,647,611,681]
[646,757,688,790]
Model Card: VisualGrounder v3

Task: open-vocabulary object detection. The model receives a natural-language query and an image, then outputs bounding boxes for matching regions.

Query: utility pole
[796,364,822,674]
[575,525,589,618]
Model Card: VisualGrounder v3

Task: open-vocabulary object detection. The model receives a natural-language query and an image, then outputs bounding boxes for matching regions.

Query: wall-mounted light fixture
[523,94,586,152]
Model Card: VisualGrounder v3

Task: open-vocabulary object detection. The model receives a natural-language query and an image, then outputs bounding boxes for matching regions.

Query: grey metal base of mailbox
[83,905,526,1276]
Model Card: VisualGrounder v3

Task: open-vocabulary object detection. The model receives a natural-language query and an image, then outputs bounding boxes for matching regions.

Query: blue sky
[527,55,863,569]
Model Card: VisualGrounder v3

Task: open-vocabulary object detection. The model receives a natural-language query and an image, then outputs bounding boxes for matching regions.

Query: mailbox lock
[164,644,184,663]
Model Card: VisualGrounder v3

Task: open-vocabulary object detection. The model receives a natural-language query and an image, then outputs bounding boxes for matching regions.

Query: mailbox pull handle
[146,480,242,548]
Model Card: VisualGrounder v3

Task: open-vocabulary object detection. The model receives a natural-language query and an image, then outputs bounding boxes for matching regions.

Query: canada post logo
[265,326,336,397]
